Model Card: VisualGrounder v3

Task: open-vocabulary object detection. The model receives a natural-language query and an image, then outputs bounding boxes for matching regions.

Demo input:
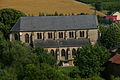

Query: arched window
[65,49,69,60]
[72,48,76,57]
[14,34,19,40]
[77,48,80,58]
[25,33,29,43]
[55,49,59,60]
[61,49,65,57]
[50,49,54,56]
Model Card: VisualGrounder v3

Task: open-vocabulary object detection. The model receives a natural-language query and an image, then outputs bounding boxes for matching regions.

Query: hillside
[76,0,120,14]
[0,0,105,16]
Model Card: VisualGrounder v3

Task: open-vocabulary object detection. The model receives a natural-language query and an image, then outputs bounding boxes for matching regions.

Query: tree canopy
[0,8,26,39]
[75,45,110,78]
[0,8,26,27]
[100,23,120,49]
[33,47,56,66]
[0,33,59,79]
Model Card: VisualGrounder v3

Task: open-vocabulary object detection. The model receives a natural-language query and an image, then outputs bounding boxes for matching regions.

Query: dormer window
[59,32,63,38]
[37,33,42,39]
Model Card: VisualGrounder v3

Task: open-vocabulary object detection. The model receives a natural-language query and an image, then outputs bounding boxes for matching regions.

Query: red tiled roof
[109,53,120,64]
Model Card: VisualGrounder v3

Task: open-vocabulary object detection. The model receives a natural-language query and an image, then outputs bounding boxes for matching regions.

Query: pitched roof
[34,38,90,48]
[109,53,120,64]
[11,15,98,32]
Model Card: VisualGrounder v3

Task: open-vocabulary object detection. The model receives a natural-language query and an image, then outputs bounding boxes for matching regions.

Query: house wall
[88,29,98,45]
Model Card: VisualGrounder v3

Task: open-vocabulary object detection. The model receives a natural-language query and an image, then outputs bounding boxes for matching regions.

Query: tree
[33,47,56,66]
[100,23,120,49]
[69,68,80,78]
[0,8,26,39]
[0,35,39,79]
[0,8,26,27]
[23,63,69,80]
[94,2,102,11]
[75,45,110,78]
[0,22,10,39]
[23,64,46,80]
[54,11,59,16]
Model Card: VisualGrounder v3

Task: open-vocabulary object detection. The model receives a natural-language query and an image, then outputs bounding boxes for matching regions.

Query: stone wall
[10,29,98,45]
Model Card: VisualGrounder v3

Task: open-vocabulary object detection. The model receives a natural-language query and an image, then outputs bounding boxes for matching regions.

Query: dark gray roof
[34,38,90,48]
[11,15,98,32]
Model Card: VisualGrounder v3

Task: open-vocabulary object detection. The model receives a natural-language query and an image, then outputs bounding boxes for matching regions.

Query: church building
[10,15,99,66]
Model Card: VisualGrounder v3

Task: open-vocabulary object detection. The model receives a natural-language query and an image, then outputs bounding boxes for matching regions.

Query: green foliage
[0,41,36,67]
[38,11,88,16]
[0,33,106,80]
[0,22,10,39]
[76,0,120,13]
[111,76,120,80]
[0,69,17,80]
[23,64,46,80]
[69,76,104,80]
[33,47,56,66]
[0,8,26,39]
[94,2,102,11]
[58,66,78,76]
[23,63,69,80]
[0,8,26,27]
[75,45,110,78]
[69,68,80,78]
[100,23,120,49]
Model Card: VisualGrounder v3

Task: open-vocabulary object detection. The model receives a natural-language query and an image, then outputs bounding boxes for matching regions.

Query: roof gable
[11,15,98,32]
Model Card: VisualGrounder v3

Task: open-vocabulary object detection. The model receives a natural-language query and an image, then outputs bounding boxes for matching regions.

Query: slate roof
[11,15,98,32]
[34,38,90,48]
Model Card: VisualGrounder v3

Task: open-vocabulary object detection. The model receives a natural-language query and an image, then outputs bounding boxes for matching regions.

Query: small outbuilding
[104,53,120,79]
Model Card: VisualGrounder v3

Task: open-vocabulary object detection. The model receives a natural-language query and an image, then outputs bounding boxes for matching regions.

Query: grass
[0,0,105,16]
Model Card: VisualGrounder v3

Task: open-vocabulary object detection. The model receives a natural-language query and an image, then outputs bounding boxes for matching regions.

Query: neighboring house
[10,15,99,66]
[103,46,120,79]
[105,16,118,23]
[109,53,120,64]
[113,12,120,22]
[104,53,120,79]
[105,12,120,23]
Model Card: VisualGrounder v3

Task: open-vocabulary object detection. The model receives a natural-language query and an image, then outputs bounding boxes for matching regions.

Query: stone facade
[10,29,98,43]
[10,29,98,66]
